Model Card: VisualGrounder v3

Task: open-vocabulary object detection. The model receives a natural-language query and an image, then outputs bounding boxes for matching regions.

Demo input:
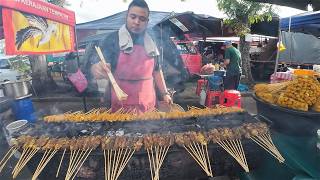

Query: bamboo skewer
[0,147,17,172]
[13,148,39,178]
[147,149,154,180]
[69,149,93,180]
[184,145,207,172]
[147,146,170,180]
[67,149,88,180]
[95,46,128,101]
[184,143,212,177]
[56,149,66,177]
[250,133,284,163]
[217,140,249,172]
[70,148,93,180]
[115,149,135,180]
[104,150,107,180]
[32,149,58,180]
[12,148,29,174]
[13,148,34,176]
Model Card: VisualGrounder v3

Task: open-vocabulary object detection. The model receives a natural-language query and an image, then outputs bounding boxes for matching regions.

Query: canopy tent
[277,11,320,64]
[244,0,320,11]
[76,11,223,46]
[280,11,320,37]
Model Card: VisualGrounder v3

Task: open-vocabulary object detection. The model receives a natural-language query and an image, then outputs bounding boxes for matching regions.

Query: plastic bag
[68,68,88,93]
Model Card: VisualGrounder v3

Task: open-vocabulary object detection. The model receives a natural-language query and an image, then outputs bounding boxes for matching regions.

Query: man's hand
[91,62,111,79]
[163,94,173,104]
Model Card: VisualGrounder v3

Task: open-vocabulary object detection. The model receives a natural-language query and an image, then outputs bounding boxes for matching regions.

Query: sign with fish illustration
[0,0,76,55]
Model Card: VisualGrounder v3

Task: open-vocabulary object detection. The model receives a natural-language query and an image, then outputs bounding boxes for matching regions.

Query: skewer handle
[95,46,128,101]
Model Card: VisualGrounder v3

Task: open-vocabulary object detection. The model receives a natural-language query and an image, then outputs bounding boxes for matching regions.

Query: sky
[65,0,306,24]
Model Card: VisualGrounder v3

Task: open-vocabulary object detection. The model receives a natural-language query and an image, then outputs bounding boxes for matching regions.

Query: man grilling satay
[91,0,172,113]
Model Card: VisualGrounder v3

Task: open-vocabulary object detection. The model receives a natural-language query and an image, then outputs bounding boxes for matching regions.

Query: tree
[216,0,274,84]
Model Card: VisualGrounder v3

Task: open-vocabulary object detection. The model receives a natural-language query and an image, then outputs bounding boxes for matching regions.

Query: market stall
[252,10,320,135]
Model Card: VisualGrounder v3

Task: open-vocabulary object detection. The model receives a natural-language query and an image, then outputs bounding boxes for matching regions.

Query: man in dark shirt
[223,41,242,90]
[90,0,172,113]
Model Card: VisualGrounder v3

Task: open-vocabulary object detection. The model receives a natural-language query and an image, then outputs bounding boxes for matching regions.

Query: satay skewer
[67,149,87,180]
[0,146,18,172]
[12,147,30,174]
[186,144,207,170]
[13,147,39,178]
[13,147,35,175]
[250,135,284,162]
[183,145,211,175]
[103,150,107,180]
[191,142,212,177]
[32,149,58,180]
[217,140,249,172]
[107,150,112,180]
[146,148,153,180]
[115,149,135,180]
[56,149,66,177]
[69,148,93,180]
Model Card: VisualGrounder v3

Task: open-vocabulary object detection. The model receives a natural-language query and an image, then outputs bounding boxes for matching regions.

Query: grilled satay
[101,136,111,150]
[69,138,79,151]
[219,128,234,140]
[89,136,102,149]
[55,138,70,150]
[143,135,154,149]
[195,132,207,145]
[232,127,244,140]
[182,133,192,146]
[175,133,185,146]
[208,129,221,143]
[133,137,143,151]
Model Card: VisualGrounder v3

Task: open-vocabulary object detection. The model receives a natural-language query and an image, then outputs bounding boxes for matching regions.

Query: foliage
[217,0,274,35]
[8,56,31,74]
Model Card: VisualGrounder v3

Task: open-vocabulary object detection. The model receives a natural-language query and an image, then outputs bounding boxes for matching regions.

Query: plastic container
[11,96,36,122]
[6,120,28,135]
[208,75,223,91]
[213,70,226,77]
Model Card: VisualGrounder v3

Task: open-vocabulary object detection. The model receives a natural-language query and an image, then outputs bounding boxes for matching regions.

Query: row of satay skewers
[0,123,284,180]
[43,106,244,123]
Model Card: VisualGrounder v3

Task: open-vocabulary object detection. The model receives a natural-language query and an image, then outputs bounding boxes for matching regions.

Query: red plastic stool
[221,90,241,108]
[205,91,223,107]
[196,79,208,96]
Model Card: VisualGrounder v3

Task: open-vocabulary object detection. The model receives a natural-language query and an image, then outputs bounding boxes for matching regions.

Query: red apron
[111,45,156,113]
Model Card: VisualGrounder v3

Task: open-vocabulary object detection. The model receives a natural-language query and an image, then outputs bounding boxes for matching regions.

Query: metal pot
[1,78,31,99]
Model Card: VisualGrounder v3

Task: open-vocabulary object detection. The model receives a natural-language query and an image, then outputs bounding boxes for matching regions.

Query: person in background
[222,41,242,90]
[90,0,172,113]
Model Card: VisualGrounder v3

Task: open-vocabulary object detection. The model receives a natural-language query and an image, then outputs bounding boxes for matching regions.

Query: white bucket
[313,65,320,73]
[6,120,28,135]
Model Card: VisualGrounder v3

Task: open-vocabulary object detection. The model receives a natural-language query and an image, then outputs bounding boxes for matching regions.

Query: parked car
[0,58,21,82]
[174,40,202,76]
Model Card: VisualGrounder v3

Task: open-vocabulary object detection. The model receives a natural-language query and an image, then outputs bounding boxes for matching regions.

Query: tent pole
[74,27,88,112]
[274,19,281,74]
